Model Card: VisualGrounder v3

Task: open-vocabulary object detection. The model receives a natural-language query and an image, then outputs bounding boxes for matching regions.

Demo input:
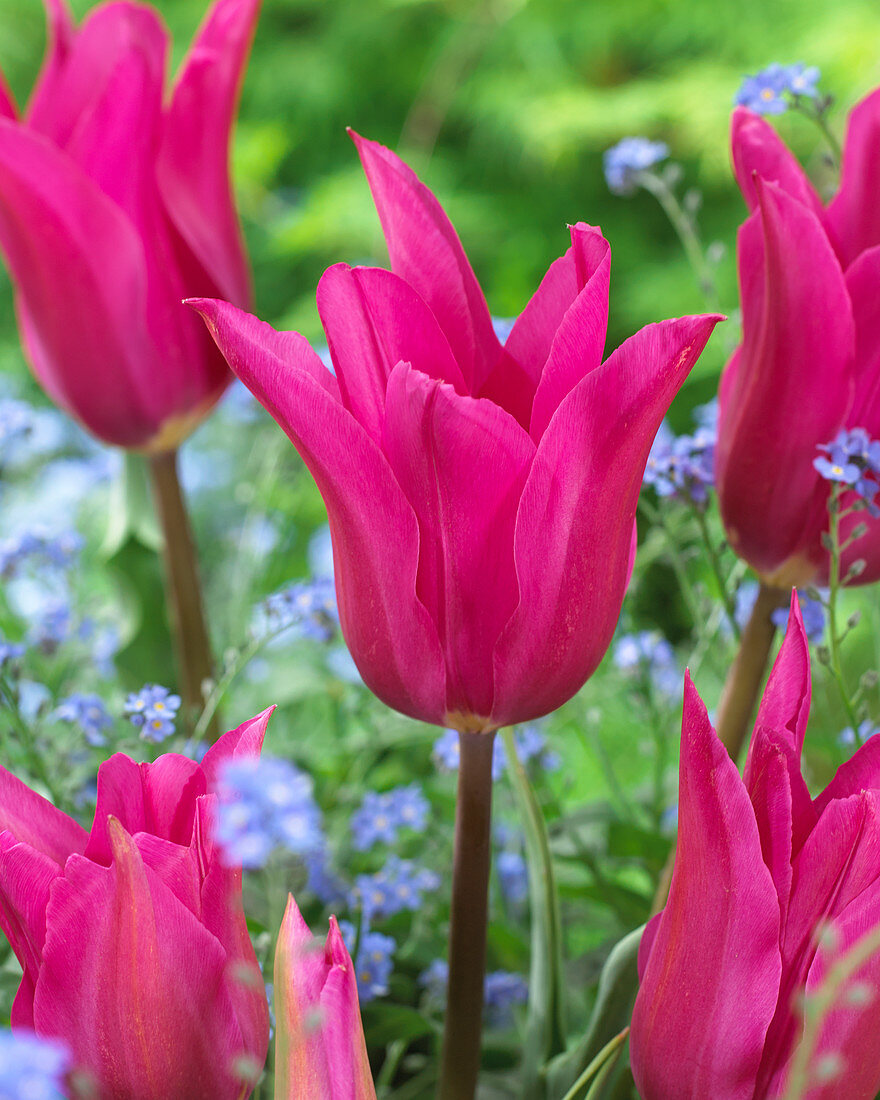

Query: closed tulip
[273,895,376,1099]
[0,0,258,450]
[0,710,272,1099]
[191,134,720,732]
[716,93,880,586]
[632,595,880,1098]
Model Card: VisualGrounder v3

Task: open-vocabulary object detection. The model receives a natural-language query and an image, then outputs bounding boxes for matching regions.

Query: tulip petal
[0,72,15,120]
[751,591,812,754]
[382,362,535,722]
[844,244,880,428]
[0,120,166,447]
[35,818,255,1099]
[157,0,259,307]
[813,734,880,817]
[828,87,880,266]
[316,263,466,443]
[194,799,269,1064]
[715,180,853,580]
[793,881,880,1100]
[26,0,75,132]
[528,224,610,441]
[200,706,273,790]
[274,899,375,1100]
[0,764,86,865]
[350,131,501,394]
[730,107,828,227]
[491,313,719,727]
[192,298,446,723]
[0,835,61,1027]
[630,675,781,1100]
[756,791,880,1096]
[744,730,796,926]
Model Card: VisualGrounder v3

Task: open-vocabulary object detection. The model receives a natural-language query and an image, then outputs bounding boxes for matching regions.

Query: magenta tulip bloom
[273,895,376,1099]
[0,0,258,450]
[191,134,720,731]
[0,710,272,1099]
[716,92,880,586]
[632,595,880,1098]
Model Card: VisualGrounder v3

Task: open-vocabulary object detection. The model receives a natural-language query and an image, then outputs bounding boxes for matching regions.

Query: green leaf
[544,924,643,1099]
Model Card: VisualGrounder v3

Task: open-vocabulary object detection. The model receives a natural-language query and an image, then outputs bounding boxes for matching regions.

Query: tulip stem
[650,581,787,916]
[148,449,219,740]
[438,730,496,1100]
[714,581,789,761]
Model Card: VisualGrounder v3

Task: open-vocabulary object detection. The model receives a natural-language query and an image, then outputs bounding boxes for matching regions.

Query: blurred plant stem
[438,730,495,1100]
[636,170,723,314]
[503,726,566,1095]
[148,449,219,740]
[714,580,788,761]
[650,580,787,916]
[560,1028,629,1100]
[821,486,861,728]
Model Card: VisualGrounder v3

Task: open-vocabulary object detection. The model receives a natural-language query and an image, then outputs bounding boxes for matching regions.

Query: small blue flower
[815,428,880,512]
[433,728,504,781]
[0,398,34,451]
[497,849,528,907]
[214,755,323,869]
[339,921,396,1002]
[0,1028,70,1099]
[0,637,24,670]
[351,857,441,921]
[838,720,878,748]
[123,683,181,742]
[418,962,527,1025]
[614,631,681,697]
[484,970,529,1027]
[350,782,431,850]
[734,64,790,114]
[814,455,860,485]
[303,847,347,907]
[256,578,338,643]
[0,529,82,580]
[770,591,826,645]
[784,62,821,99]
[604,137,669,195]
[54,693,113,746]
[644,417,716,508]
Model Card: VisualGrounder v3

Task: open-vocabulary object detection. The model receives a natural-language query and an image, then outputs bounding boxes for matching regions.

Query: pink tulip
[191,134,720,731]
[273,895,376,1099]
[716,93,880,586]
[0,710,272,1099]
[0,0,258,450]
[631,594,880,1098]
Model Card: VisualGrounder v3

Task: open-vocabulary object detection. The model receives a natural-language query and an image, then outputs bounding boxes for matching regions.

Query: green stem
[693,506,740,640]
[438,731,495,1100]
[502,727,566,1096]
[637,498,702,627]
[0,676,64,805]
[148,449,218,739]
[826,491,860,729]
[560,1029,629,1100]
[795,100,842,167]
[637,172,722,312]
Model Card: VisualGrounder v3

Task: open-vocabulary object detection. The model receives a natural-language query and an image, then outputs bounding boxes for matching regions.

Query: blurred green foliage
[1,0,879,412]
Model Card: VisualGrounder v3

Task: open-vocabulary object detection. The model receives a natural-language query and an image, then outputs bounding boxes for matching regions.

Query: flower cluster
[255,577,339,642]
[338,921,396,1002]
[123,684,181,742]
[54,692,113,746]
[734,62,821,115]
[0,529,82,580]
[0,636,24,670]
[350,783,430,850]
[603,137,669,195]
[0,397,33,452]
[643,419,716,508]
[351,857,441,921]
[814,428,880,514]
[214,754,324,869]
[0,1029,70,1100]
[838,719,880,748]
[614,631,681,697]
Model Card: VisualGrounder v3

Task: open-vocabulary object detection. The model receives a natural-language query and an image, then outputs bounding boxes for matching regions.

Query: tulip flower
[632,594,880,1098]
[0,0,258,450]
[0,709,272,1099]
[273,895,376,1099]
[716,93,880,587]
[191,133,720,733]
